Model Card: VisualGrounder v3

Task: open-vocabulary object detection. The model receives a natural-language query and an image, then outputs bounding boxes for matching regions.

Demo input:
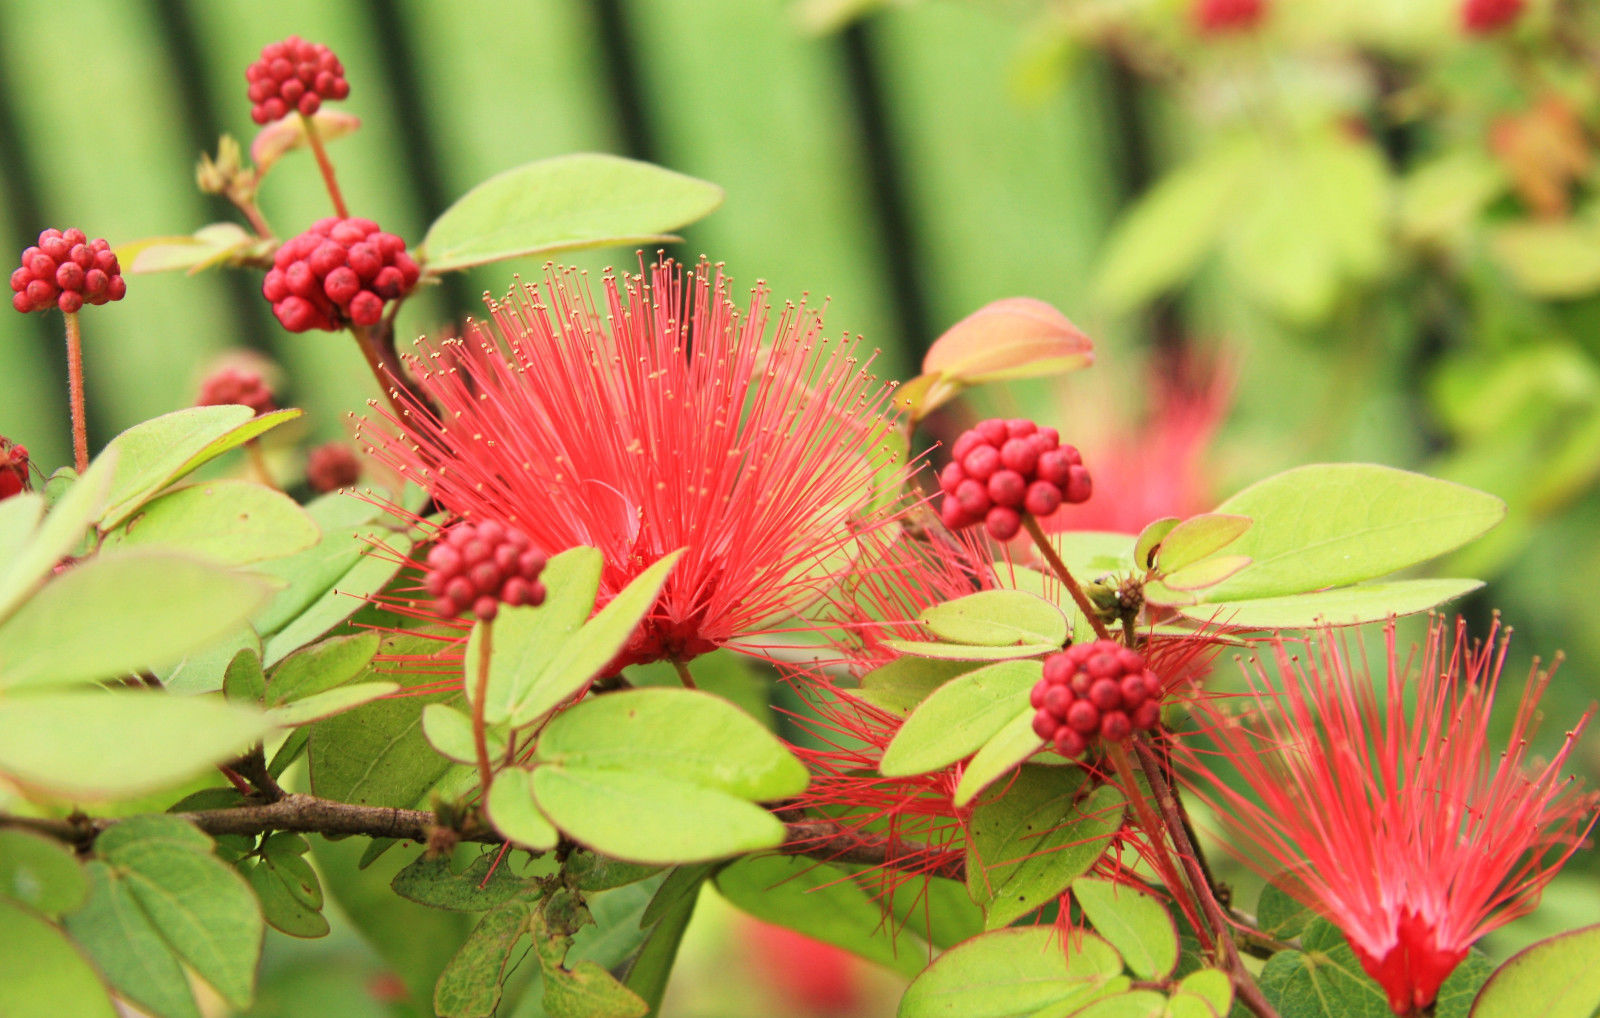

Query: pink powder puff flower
[1177,617,1597,1016]
[360,258,914,670]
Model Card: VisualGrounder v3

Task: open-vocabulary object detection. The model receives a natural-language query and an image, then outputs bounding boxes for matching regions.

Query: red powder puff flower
[360,258,914,669]
[1177,617,1598,1016]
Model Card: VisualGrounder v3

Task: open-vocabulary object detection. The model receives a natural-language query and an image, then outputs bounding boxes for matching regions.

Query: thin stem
[244,439,274,488]
[672,659,697,690]
[472,621,494,792]
[350,324,411,421]
[231,193,273,241]
[1104,741,1212,952]
[1131,737,1279,1018]
[298,112,348,218]
[1023,515,1113,641]
[63,310,87,473]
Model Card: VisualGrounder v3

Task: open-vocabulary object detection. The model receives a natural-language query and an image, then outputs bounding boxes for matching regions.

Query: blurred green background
[2,0,1598,1014]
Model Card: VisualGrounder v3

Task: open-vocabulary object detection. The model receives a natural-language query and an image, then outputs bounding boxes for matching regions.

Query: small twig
[63,310,88,474]
[1023,515,1113,641]
[230,745,285,803]
[672,659,697,690]
[298,112,347,218]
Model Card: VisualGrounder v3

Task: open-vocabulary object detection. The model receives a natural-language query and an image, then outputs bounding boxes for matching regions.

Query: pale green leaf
[1204,464,1504,601]
[1133,517,1179,571]
[0,829,88,917]
[1161,554,1252,592]
[1470,924,1600,1018]
[0,898,118,1018]
[536,687,806,801]
[420,153,723,272]
[267,682,399,726]
[0,689,274,800]
[485,768,559,851]
[64,861,199,1018]
[880,660,1042,777]
[1171,969,1233,1018]
[261,533,412,667]
[1491,220,1600,298]
[160,626,260,696]
[532,766,785,864]
[952,706,1044,807]
[1179,579,1484,630]
[880,638,1057,661]
[897,926,1123,1018]
[921,588,1069,647]
[473,546,603,725]
[856,657,976,716]
[421,702,505,765]
[102,480,318,566]
[0,452,116,623]
[1065,990,1168,1018]
[268,632,381,705]
[0,552,272,689]
[1072,878,1178,980]
[1154,514,1251,574]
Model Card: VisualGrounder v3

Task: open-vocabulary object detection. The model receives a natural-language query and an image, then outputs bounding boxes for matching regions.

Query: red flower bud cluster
[0,438,28,500]
[938,418,1091,540]
[424,520,548,623]
[10,229,126,314]
[306,442,362,493]
[263,218,419,332]
[1030,640,1162,758]
[1193,0,1267,34]
[197,365,276,416]
[1461,0,1522,33]
[246,36,350,125]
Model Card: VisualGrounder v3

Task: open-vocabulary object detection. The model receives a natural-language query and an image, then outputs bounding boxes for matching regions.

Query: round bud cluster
[1193,0,1267,33]
[10,229,126,314]
[424,520,548,623]
[246,36,350,125]
[1030,640,1162,759]
[0,438,28,500]
[1461,0,1522,33]
[306,442,362,493]
[938,418,1091,541]
[263,218,420,332]
[197,365,277,416]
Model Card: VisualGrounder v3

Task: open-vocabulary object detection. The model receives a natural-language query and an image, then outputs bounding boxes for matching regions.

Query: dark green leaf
[244,858,329,939]
[433,899,536,1018]
[1257,919,1392,1018]
[716,855,925,977]
[267,682,399,726]
[391,850,533,912]
[625,867,702,1016]
[1256,881,1313,940]
[0,829,88,917]
[419,153,722,273]
[64,861,198,1018]
[966,766,1123,929]
[530,902,649,1018]
[897,926,1124,1018]
[1072,877,1178,980]
[0,897,118,1018]
[566,852,662,893]
[880,660,1042,778]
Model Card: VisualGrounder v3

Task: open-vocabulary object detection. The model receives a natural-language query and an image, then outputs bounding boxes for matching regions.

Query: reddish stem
[298,112,348,218]
[63,310,88,474]
[1023,515,1113,641]
[472,622,494,792]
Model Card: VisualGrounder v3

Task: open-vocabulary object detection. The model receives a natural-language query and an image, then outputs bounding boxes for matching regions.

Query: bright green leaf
[1068,990,1169,1018]
[1161,554,1252,592]
[421,702,506,765]
[64,861,199,1018]
[261,533,413,667]
[1178,579,1484,630]
[1205,464,1505,601]
[1155,514,1251,574]
[715,855,925,978]
[162,626,260,696]
[880,638,1057,661]
[1491,220,1600,298]
[102,480,318,566]
[473,546,603,725]
[0,897,118,1018]
[532,766,785,864]
[420,153,723,273]
[0,452,116,622]
[856,657,975,715]
[897,926,1123,1018]
[880,660,1042,778]
[506,550,684,726]
[535,687,806,801]
[1171,968,1233,1018]
[266,681,399,726]
[1073,878,1178,980]
[921,589,1069,647]
[967,766,1123,929]
[486,768,560,851]
[268,632,381,705]
[0,689,273,800]
[1134,517,1179,571]
[0,829,88,917]
[952,706,1044,807]
[1470,924,1600,1018]
[0,551,271,689]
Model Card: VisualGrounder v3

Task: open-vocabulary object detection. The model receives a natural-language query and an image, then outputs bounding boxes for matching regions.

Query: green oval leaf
[103,480,318,566]
[1072,878,1178,980]
[1471,925,1600,1018]
[897,926,1123,1018]
[880,638,1058,661]
[474,546,602,725]
[0,689,274,800]
[486,768,559,851]
[266,682,399,726]
[1133,517,1179,571]
[952,706,1044,807]
[260,532,413,667]
[0,452,116,623]
[246,858,330,939]
[390,851,531,913]
[419,154,723,273]
[1205,464,1505,601]
[1161,553,1252,593]
[268,632,381,705]
[532,766,784,864]
[1177,579,1484,630]
[422,702,506,765]
[0,552,272,689]
[63,861,199,1018]
[0,898,118,1018]
[857,657,976,716]
[880,660,1042,778]
[0,829,88,917]
[1172,969,1234,1018]
[922,589,1069,647]
[1154,514,1251,574]
[536,687,806,801]
[966,766,1124,929]
[505,549,684,726]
